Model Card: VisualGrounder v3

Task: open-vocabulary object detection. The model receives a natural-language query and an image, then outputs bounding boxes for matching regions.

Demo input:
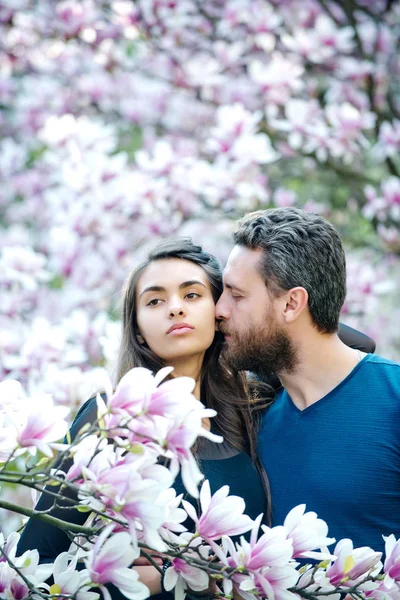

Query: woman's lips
[168,326,194,336]
[166,323,194,335]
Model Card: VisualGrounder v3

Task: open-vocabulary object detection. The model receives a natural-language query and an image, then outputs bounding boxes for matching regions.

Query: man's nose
[215,295,228,320]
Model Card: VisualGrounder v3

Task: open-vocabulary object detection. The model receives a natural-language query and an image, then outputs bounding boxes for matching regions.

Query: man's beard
[220,321,298,377]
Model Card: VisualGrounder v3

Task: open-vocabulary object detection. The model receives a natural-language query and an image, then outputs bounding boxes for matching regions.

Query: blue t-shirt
[258,354,400,555]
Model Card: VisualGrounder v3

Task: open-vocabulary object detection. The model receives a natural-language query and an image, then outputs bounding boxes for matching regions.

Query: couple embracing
[19,208,400,598]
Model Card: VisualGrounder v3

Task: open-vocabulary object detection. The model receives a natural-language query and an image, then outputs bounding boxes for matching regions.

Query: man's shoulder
[259,386,285,421]
[363,353,400,372]
[352,354,400,404]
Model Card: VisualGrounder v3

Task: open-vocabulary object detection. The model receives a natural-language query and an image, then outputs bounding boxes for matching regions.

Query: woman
[17,238,375,598]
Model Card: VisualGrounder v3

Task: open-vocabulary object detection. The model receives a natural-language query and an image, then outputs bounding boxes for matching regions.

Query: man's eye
[186,292,201,299]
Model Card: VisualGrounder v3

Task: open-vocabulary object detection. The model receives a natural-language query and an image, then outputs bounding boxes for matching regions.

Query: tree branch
[0,499,97,535]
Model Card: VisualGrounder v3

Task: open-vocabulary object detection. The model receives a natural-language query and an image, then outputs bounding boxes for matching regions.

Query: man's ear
[282,287,308,324]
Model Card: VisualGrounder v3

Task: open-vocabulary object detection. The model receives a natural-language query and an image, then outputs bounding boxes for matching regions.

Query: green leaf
[49,275,64,289]
[77,505,92,513]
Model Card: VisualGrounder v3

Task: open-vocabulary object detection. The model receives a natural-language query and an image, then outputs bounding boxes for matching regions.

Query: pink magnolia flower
[325,102,376,161]
[65,435,109,482]
[50,552,98,600]
[366,580,400,600]
[326,102,376,137]
[1,381,70,459]
[0,562,13,598]
[6,542,53,593]
[108,366,199,419]
[164,558,209,600]
[283,504,335,559]
[8,574,30,600]
[314,14,354,54]
[78,447,171,550]
[216,513,319,600]
[384,535,400,584]
[16,394,69,457]
[107,367,162,416]
[208,104,263,153]
[216,515,293,572]
[55,0,95,37]
[327,539,382,586]
[85,528,149,600]
[163,408,222,498]
[249,518,294,569]
[238,564,300,600]
[157,489,188,537]
[0,533,19,565]
[183,480,253,541]
[0,415,19,463]
[147,373,200,417]
[364,178,400,223]
[282,14,354,63]
[249,53,304,105]
[377,120,400,158]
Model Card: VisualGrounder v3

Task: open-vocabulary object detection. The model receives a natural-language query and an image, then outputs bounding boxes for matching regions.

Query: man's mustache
[217,322,230,336]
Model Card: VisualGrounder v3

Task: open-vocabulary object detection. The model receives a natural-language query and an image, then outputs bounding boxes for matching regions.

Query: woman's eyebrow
[139,285,165,298]
[139,280,207,298]
[179,280,207,289]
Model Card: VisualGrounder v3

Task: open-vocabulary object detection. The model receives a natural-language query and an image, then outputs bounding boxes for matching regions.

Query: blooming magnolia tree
[0,0,399,416]
[1,368,400,600]
[1,0,400,555]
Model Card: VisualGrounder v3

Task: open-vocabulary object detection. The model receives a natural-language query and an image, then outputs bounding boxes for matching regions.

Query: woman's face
[136,258,217,365]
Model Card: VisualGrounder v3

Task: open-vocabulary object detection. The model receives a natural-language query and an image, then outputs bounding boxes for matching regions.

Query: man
[215,207,400,555]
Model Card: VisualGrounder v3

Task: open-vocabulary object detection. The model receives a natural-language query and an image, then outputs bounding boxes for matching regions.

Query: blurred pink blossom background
[0,0,399,419]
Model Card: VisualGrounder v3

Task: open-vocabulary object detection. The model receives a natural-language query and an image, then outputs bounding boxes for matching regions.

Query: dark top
[259,355,400,555]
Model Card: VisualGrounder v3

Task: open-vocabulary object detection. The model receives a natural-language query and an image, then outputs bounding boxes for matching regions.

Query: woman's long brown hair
[116,238,274,520]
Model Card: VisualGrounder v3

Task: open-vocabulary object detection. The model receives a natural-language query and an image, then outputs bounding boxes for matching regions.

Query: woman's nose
[169,304,185,318]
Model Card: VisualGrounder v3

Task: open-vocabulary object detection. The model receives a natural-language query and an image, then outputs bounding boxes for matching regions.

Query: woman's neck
[168,354,204,400]
[167,354,211,432]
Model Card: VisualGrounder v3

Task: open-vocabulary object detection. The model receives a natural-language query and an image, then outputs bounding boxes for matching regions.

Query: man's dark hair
[233,208,347,333]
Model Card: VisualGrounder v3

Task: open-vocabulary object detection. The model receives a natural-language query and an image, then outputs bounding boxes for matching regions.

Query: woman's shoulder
[197,436,241,461]
[69,393,105,440]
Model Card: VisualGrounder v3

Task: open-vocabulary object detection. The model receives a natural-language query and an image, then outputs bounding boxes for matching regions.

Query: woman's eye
[147,298,162,306]
[186,292,200,299]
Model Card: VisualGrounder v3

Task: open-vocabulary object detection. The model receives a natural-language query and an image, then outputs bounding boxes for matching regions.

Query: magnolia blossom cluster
[1,367,400,600]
